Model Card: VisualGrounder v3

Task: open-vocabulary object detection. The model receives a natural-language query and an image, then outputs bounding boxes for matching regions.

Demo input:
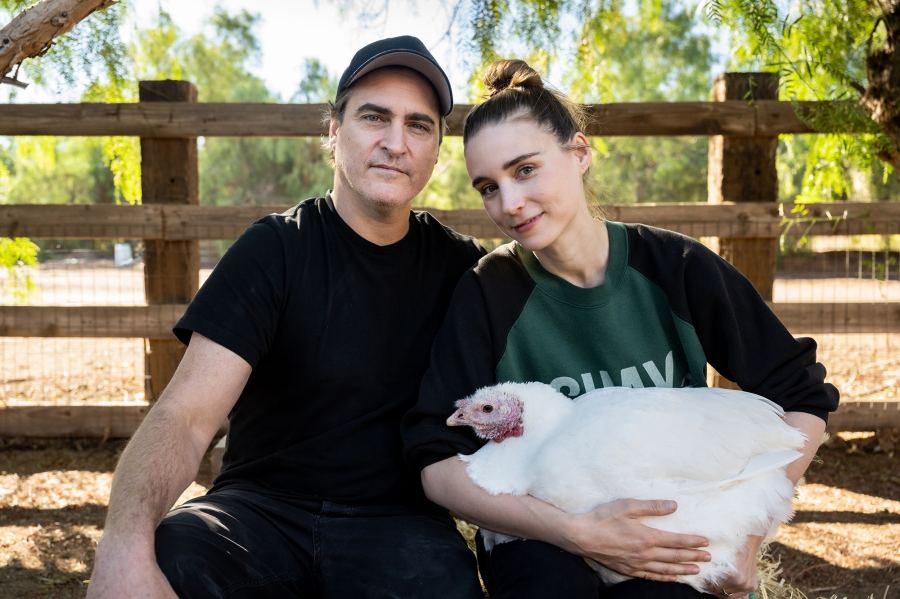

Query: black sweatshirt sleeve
[402,270,496,473]
[680,238,839,421]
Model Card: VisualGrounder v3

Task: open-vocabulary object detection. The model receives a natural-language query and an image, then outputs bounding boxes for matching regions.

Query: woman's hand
[709,534,764,598]
[563,499,711,582]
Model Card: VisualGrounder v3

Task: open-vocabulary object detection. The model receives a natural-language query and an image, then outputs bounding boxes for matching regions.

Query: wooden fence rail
[0,100,864,138]
[1,401,892,438]
[3,202,898,240]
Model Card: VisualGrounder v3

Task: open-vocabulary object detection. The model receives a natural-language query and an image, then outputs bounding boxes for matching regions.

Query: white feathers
[457,382,806,592]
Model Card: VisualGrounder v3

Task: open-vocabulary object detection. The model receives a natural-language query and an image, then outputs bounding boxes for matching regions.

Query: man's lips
[370,164,407,175]
[512,213,543,233]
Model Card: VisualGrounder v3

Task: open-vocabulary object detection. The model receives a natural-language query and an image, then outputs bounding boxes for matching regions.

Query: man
[87,36,485,598]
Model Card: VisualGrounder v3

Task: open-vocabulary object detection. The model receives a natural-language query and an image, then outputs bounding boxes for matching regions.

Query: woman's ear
[570,131,592,175]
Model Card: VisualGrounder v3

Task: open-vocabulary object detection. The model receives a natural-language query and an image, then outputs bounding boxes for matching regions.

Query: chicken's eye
[482,405,494,413]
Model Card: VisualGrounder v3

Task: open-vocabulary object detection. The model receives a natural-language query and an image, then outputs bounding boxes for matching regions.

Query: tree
[709,0,900,168]
[0,0,125,88]
[0,7,339,209]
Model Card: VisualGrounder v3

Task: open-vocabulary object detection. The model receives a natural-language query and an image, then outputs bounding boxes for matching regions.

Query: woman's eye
[518,165,535,177]
[479,184,498,197]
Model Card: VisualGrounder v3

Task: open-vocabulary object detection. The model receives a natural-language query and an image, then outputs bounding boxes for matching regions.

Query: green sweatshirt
[403,220,839,472]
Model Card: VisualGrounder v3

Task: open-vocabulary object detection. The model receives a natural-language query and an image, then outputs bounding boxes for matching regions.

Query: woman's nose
[500,188,525,214]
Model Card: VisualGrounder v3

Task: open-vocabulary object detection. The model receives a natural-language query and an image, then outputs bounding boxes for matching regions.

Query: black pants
[155,488,484,598]
[476,533,717,599]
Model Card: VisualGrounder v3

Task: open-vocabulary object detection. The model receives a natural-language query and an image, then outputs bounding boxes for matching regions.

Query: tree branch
[0,0,118,83]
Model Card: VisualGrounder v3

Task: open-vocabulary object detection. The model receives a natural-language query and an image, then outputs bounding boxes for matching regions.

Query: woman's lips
[513,213,542,233]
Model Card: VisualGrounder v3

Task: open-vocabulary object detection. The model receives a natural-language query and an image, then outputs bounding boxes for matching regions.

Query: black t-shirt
[174,195,484,505]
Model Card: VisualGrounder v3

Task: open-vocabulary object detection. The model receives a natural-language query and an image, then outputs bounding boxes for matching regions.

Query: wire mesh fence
[1,221,897,411]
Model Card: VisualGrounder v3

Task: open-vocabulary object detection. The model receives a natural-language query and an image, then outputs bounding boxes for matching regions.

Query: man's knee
[154,508,233,597]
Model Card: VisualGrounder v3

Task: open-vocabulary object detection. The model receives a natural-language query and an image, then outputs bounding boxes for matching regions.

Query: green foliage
[0,237,38,304]
[1,6,339,208]
[420,0,719,206]
[454,0,900,204]
[707,0,896,201]
[0,135,117,204]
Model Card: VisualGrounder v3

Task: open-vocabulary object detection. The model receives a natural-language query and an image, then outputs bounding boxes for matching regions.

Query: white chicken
[446,382,807,592]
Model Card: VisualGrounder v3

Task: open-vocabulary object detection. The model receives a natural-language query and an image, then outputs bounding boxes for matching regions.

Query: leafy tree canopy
[0,6,337,210]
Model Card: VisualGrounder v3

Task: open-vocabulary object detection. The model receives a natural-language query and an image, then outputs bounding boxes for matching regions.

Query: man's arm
[423,457,712,583]
[87,333,251,598]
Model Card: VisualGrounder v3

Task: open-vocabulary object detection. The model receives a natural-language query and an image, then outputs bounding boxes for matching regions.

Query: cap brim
[346,51,453,116]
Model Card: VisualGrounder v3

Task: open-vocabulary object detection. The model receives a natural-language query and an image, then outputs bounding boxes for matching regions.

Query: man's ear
[328,118,340,147]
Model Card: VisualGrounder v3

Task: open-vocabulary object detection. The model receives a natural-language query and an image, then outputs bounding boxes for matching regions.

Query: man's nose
[380,121,407,155]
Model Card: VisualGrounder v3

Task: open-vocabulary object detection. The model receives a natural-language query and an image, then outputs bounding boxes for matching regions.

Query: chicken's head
[446,389,524,442]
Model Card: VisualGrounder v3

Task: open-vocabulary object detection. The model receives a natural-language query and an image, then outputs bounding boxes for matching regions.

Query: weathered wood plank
[826,402,900,432]
[0,400,891,437]
[0,100,862,138]
[0,403,149,438]
[139,81,199,402]
[0,204,163,238]
[0,404,228,438]
[2,202,895,240]
[709,73,780,307]
[771,302,900,334]
[0,305,184,338]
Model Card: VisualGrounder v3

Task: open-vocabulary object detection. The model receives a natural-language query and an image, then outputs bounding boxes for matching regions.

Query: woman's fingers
[641,546,711,565]
[649,528,711,551]
[615,499,710,548]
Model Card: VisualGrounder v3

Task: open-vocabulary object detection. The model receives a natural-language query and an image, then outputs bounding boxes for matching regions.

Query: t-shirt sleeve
[402,270,496,473]
[173,218,287,368]
[683,242,839,421]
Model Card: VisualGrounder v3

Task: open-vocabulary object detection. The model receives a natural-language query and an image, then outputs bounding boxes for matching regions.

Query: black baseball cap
[337,35,453,116]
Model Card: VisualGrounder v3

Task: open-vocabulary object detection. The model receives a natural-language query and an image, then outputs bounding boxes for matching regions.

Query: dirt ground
[0,433,896,599]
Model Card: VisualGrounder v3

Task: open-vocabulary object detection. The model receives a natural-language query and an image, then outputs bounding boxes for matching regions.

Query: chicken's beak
[446,408,469,427]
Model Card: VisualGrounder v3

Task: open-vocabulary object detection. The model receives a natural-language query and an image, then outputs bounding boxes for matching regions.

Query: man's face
[329,67,441,211]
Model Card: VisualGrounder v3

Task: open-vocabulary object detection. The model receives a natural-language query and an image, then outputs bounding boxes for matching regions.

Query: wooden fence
[1,74,898,437]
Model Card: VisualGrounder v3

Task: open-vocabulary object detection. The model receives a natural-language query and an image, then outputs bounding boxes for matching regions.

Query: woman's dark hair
[463,59,588,145]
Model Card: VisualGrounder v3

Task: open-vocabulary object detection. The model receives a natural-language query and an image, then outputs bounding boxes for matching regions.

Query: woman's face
[464,117,591,252]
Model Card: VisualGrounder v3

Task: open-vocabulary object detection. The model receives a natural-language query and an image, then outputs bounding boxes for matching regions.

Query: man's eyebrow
[353,104,436,126]
[407,112,437,126]
[355,103,391,116]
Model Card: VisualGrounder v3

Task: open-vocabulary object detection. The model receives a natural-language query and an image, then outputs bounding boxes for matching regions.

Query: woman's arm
[423,457,712,582]
[717,411,826,596]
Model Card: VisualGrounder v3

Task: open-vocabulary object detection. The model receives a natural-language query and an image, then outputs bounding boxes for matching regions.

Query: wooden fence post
[708,72,780,388]
[139,80,199,402]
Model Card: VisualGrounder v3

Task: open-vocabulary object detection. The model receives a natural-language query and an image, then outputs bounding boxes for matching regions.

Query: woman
[402,60,838,599]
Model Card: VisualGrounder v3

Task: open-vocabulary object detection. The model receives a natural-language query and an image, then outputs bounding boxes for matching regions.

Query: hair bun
[483,59,544,97]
